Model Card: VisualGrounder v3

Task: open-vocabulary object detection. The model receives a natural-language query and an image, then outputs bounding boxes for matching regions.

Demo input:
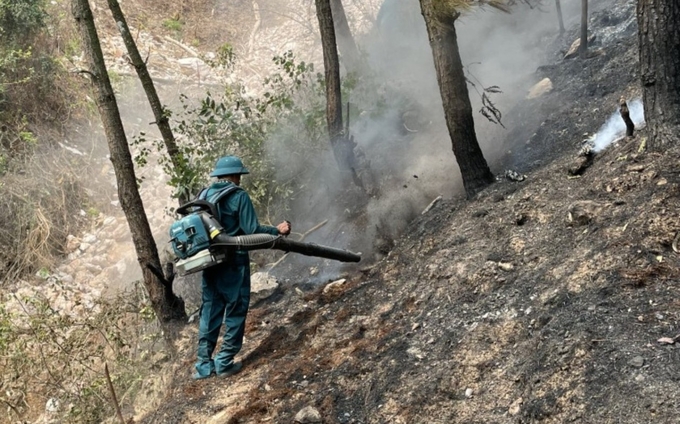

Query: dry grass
[0,151,89,282]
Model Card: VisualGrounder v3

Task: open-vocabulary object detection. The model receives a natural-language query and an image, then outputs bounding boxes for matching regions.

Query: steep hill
[137,0,680,423]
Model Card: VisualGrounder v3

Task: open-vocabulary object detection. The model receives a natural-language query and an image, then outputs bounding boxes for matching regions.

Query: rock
[57,273,74,284]
[509,397,523,415]
[465,388,474,398]
[564,35,597,59]
[567,155,593,176]
[626,164,646,173]
[102,216,117,227]
[629,356,645,368]
[82,234,97,244]
[250,272,279,304]
[66,235,81,253]
[567,200,604,226]
[78,242,91,252]
[44,397,59,413]
[526,78,553,99]
[323,278,346,294]
[294,405,322,423]
[498,262,514,272]
[84,263,103,274]
[407,346,424,360]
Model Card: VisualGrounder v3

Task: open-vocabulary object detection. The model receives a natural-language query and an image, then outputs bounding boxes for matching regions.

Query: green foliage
[204,43,235,70]
[190,52,323,216]
[130,51,328,220]
[0,0,46,44]
[162,17,183,33]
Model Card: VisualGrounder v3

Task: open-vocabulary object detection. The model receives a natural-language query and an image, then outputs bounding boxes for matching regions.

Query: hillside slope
[138,0,680,423]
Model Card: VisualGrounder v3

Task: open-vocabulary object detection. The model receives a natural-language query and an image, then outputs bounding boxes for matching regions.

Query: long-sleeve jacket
[203,181,278,265]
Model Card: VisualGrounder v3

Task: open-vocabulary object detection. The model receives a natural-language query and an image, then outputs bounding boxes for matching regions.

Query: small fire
[592,98,645,152]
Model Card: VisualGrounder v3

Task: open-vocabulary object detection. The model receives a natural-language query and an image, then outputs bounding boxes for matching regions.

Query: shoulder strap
[207,184,242,204]
[207,185,243,220]
[196,187,209,201]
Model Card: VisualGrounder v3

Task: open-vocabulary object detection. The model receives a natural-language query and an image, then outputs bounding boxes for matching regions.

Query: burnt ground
[139,0,680,423]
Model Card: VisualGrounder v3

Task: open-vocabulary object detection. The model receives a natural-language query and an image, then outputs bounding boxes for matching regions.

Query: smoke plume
[592,98,644,152]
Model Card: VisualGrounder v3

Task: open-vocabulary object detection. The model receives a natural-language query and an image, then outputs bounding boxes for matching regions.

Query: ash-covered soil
[139,1,680,423]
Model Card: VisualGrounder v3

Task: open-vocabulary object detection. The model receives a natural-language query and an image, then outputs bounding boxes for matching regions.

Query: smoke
[265,0,585,271]
[592,98,645,152]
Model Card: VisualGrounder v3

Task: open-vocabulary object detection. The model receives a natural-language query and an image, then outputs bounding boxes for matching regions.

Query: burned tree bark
[315,0,362,183]
[106,0,189,205]
[637,0,680,149]
[619,97,635,137]
[579,0,588,58]
[71,0,186,323]
[555,0,565,35]
[329,0,361,73]
[418,2,494,198]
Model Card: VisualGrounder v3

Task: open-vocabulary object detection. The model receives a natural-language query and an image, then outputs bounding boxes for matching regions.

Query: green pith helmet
[210,155,250,177]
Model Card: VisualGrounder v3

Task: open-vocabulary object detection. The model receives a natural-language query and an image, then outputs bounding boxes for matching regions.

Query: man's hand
[277,221,291,236]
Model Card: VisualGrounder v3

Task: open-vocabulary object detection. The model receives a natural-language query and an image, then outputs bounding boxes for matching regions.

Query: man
[194,155,291,380]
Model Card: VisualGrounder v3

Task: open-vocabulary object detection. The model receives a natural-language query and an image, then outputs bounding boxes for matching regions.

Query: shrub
[0,281,166,422]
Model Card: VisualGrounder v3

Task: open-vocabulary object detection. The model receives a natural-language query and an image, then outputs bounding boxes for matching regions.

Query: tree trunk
[418,2,494,198]
[315,0,354,171]
[555,0,565,35]
[579,0,588,58]
[619,97,635,137]
[637,0,680,149]
[329,0,361,73]
[106,0,189,205]
[71,0,186,323]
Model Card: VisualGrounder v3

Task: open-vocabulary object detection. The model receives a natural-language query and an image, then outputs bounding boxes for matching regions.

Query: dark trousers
[194,261,250,377]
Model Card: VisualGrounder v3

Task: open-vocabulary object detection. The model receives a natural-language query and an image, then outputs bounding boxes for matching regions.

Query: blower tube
[211,233,361,263]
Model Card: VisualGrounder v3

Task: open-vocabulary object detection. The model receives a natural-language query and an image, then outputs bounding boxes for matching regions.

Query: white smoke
[592,98,645,152]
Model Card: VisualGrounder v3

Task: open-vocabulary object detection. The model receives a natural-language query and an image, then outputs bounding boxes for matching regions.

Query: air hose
[211,233,361,263]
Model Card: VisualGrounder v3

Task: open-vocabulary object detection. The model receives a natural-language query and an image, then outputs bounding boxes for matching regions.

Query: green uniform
[194,181,278,378]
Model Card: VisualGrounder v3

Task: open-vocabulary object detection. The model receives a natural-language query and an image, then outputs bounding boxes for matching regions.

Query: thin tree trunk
[71,0,186,323]
[619,97,635,137]
[315,0,352,171]
[637,0,680,149]
[106,0,189,205]
[579,0,588,58]
[329,0,361,73]
[555,0,565,35]
[418,2,494,198]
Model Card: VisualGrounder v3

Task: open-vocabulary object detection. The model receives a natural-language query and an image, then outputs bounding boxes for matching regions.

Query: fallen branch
[422,195,443,215]
[104,363,126,424]
[163,35,199,57]
[268,220,328,271]
[248,0,261,56]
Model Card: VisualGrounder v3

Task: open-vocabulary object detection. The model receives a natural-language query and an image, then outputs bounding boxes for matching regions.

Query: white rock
[82,234,97,244]
[250,272,279,304]
[78,242,91,252]
[58,273,74,284]
[526,78,553,99]
[323,278,346,294]
[465,388,474,398]
[498,262,514,272]
[508,397,523,415]
[294,406,322,423]
[45,397,60,413]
